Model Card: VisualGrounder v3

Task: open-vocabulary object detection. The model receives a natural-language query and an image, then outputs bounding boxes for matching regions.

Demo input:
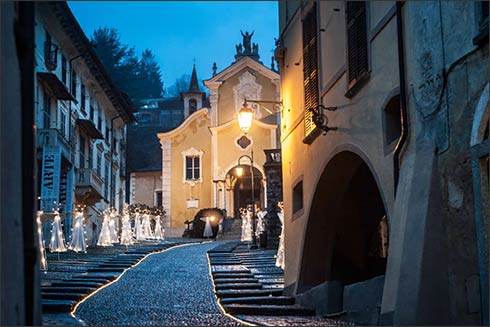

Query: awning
[37,72,77,102]
[76,119,104,139]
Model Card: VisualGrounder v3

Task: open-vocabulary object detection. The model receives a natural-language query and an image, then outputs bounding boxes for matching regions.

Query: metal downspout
[394,2,409,195]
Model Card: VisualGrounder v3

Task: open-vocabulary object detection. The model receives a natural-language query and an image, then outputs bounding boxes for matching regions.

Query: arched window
[189,99,197,115]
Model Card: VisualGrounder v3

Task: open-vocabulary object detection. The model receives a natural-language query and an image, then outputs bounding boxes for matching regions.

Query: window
[105,126,110,143]
[293,180,303,214]
[155,190,163,207]
[81,84,86,112]
[44,30,57,70]
[43,92,51,128]
[302,3,320,144]
[79,135,86,168]
[97,115,102,132]
[90,105,95,121]
[71,69,77,98]
[88,144,93,169]
[186,156,200,180]
[96,151,102,176]
[61,55,67,85]
[111,172,116,206]
[104,162,109,199]
[189,99,197,115]
[383,94,402,145]
[59,109,66,138]
[345,1,369,97]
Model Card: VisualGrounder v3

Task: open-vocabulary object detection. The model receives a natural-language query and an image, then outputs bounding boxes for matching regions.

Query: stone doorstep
[219,296,295,306]
[215,283,263,290]
[222,304,315,316]
[41,300,76,313]
[216,289,283,298]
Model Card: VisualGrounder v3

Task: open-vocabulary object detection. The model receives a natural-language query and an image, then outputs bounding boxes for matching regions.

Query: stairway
[216,218,243,240]
[208,243,315,318]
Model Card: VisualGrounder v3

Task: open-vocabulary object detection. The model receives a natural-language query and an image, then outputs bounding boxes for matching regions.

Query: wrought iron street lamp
[237,99,258,249]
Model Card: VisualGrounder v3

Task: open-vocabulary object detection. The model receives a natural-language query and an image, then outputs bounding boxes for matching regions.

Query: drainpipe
[110,115,122,208]
[394,2,409,195]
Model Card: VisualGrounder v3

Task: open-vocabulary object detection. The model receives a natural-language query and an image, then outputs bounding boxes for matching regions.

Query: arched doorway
[225,165,263,218]
[298,151,388,292]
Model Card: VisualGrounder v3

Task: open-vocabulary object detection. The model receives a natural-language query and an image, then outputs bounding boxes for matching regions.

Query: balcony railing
[36,128,71,161]
[75,168,104,201]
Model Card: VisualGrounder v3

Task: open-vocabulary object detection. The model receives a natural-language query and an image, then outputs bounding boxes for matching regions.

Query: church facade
[157,33,280,232]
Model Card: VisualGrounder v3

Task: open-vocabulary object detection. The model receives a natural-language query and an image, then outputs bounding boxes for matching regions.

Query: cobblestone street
[74,241,244,326]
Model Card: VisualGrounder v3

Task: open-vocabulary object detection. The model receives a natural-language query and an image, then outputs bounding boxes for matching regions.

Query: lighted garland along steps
[208,242,315,317]
[41,241,187,313]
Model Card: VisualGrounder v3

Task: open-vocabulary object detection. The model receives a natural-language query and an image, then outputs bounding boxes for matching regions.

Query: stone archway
[225,165,263,219]
[296,151,388,315]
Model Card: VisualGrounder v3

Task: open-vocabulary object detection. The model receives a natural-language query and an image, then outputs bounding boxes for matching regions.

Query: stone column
[263,149,283,248]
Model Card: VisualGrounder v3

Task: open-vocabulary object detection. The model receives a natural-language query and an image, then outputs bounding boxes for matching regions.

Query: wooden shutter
[346,1,368,91]
[303,3,321,144]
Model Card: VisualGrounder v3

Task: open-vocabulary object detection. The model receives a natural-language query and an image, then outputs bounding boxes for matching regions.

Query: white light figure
[49,209,67,252]
[256,209,266,237]
[36,211,48,271]
[240,207,252,242]
[202,216,213,238]
[134,211,145,241]
[153,215,165,240]
[97,210,113,246]
[69,207,87,252]
[120,204,134,246]
[275,202,285,269]
[109,208,119,244]
[142,212,154,239]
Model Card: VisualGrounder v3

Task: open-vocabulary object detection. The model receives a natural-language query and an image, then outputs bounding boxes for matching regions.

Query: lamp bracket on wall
[309,105,338,135]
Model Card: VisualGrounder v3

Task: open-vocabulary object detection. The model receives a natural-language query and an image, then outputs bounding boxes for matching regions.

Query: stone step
[68,276,113,282]
[42,286,95,293]
[87,267,125,273]
[216,288,283,298]
[214,278,259,284]
[212,273,254,279]
[219,296,295,306]
[51,281,104,288]
[215,283,262,290]
[222,304,315,316]
[97,264,131,268]
[41,292,86,301]
[41,299,76,312]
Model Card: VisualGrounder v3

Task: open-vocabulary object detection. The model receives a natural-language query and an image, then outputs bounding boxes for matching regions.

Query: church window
[189,99,197,115]
[185,156,200,180]
[182,147,203,183]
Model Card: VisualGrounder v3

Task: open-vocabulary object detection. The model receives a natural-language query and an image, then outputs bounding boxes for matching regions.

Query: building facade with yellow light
[277,0,488,325]
[157,33,280,233]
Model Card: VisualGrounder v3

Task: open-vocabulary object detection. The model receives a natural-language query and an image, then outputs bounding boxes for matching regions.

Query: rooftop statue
[241,30,254,54]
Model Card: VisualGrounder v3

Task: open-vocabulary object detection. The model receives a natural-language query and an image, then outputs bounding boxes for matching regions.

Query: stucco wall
[131,171,161,206]
[168,114,212,227]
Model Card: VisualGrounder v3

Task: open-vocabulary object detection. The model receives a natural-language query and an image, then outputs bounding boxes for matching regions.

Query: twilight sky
[68,1,279,95]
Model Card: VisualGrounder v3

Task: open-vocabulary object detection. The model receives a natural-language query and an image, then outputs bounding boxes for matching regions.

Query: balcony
[36,128,72,161]
[75,168,104,205]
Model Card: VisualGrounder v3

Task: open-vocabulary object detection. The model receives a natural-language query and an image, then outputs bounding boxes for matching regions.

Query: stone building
[157,33,280,235]
[276,0,488,325]
[34,2,135,246]
[127,65,208,227]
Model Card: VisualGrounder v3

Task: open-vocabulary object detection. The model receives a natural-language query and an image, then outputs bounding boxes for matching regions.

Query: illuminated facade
[157,34,280,235]
[277,1,488,325]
